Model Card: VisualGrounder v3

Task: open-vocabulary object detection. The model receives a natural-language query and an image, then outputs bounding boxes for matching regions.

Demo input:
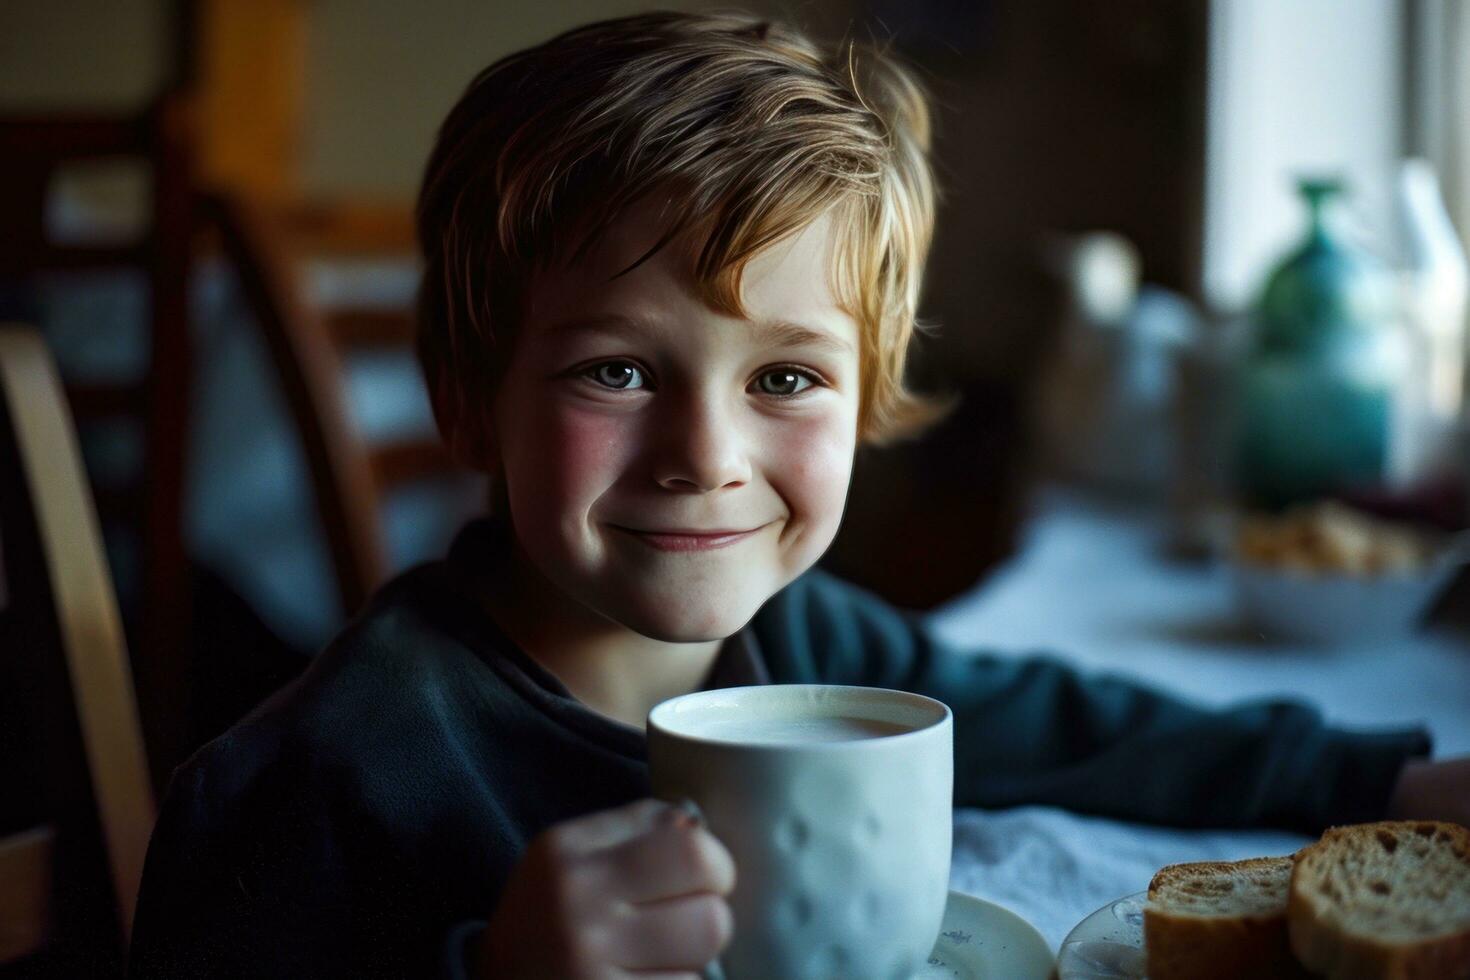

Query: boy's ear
[445,414,503,477]
[431,385,502,477]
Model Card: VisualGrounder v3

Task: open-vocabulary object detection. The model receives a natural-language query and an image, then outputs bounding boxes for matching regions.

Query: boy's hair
[416,11,947,456]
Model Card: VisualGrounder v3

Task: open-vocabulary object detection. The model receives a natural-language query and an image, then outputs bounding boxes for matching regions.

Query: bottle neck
[1300,182,1340,245]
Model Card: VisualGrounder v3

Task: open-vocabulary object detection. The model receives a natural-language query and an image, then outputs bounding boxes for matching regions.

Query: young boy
[129,11,1468,978]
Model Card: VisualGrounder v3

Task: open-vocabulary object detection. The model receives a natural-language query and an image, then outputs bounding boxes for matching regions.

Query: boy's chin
[606,588,768,643]
[617,606,755,644]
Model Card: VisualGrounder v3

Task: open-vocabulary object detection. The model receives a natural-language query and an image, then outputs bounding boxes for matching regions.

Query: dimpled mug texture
[647,685,954,980]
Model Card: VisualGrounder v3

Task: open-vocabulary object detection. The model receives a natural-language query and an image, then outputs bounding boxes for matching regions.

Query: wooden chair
[0,95,198,790]
[203,193,479,620]
[0,326,156,974]
[185,1,477,621]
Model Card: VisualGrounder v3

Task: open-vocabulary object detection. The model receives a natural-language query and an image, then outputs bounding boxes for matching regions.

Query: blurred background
[2,1,1469,973]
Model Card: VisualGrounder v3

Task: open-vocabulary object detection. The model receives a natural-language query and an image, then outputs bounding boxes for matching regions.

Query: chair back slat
[0,826,56,962]
[0,326,156,951]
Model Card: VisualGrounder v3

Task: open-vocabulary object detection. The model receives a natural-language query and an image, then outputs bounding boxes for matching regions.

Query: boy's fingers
[605,892,734,970]
[551,798,679,855]
[599,818,736,905]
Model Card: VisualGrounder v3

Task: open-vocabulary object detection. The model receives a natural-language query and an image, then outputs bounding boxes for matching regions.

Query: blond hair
[417,11,947,451]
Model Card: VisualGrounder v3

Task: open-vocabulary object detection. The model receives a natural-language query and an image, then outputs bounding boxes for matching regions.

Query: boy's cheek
[771,414,857,494]
[755,418,855,564]
[505,397,855,510]
[521,410,633,497]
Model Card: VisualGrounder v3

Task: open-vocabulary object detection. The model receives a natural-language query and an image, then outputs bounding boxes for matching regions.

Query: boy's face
[487,200,861,641]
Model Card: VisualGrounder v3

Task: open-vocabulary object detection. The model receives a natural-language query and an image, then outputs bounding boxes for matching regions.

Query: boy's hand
[475,797,736,979]
[1386,756,1470,827]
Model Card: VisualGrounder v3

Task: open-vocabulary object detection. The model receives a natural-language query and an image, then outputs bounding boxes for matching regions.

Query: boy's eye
[754,368,816,397]
[586,361,646,390]
[578,362,821,397]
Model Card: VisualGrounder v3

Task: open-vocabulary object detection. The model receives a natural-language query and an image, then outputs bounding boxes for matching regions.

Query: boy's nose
[653,395,751,492]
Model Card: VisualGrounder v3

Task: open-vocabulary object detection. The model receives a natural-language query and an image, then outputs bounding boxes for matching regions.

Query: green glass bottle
[1235,177,1406,510]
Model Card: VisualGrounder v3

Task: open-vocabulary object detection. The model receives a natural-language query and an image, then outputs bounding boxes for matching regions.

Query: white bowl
[1231,543,1466,645]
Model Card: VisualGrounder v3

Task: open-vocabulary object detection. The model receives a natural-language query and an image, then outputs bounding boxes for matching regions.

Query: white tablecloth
[922,489,1470,951]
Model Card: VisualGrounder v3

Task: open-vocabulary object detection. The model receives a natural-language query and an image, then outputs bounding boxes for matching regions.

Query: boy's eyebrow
[755,318,856,356]
[545,313,855,356]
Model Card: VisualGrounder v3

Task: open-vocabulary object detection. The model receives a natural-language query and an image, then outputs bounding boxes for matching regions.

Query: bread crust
[1287,821,1470,980]
[1144,857,1314,980]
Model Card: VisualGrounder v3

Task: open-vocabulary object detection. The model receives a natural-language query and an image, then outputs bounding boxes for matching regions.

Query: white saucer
[701,890,1054,980]
[913,889,1055,979]
[1055,891,1147,979]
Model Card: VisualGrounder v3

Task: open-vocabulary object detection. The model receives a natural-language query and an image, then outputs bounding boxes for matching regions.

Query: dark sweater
[128,519,1431,977]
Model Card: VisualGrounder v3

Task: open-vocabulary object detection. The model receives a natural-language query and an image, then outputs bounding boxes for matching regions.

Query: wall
[0,0,168,110]
[1204,0,1405,312]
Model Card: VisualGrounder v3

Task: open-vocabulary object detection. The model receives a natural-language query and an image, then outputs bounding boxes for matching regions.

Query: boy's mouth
[608,524,764,552]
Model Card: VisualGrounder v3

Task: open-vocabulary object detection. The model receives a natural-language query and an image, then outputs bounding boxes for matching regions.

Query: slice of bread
[1144,855,1315,980]
[1288,820,1470,980]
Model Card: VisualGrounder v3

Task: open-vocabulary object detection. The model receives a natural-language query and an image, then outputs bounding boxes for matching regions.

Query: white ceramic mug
[646,684,953,980]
